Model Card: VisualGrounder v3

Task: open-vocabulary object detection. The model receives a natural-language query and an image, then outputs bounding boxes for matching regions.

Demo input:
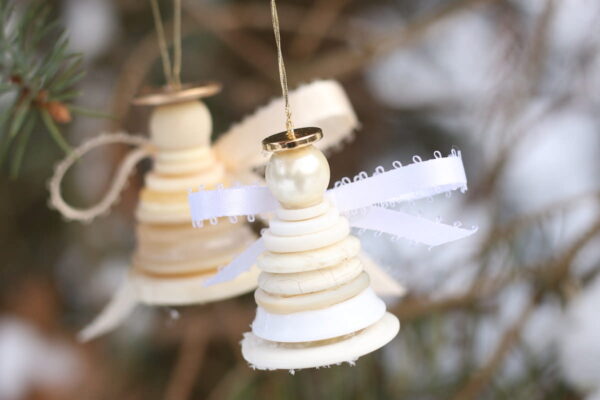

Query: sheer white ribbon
[190,151,476,286]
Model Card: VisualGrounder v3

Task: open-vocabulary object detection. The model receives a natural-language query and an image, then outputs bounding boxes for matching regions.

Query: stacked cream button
[241,143,399,370]
[131,100,259,305]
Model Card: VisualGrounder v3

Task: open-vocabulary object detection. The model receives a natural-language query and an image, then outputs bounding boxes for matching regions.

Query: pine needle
[10,114,35,177]
[41,109,72,155]
[68,106,117,120]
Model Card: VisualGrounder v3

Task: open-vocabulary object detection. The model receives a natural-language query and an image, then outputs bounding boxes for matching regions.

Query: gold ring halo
[132,82,222,106]
[262,127,323,152]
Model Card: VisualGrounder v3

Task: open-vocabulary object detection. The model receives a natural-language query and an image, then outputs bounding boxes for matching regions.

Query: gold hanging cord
[149,0,182,89]
[172,0,182,87]
[270,0,295,139]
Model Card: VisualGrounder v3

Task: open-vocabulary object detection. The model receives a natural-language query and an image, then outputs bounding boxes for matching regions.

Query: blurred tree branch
[411,213,600,399]
[289,0,351,59]
[161,302,255,400]
[292,0,500,82]
[164,320,208,400]
[451,295,538,400]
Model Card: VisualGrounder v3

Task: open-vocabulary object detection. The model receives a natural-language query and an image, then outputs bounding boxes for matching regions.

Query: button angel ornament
[246,128,400,370]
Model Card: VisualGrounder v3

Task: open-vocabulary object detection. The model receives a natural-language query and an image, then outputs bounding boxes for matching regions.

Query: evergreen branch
[8,103,30,140]
[0,0,108,177]
[0,106,21,164]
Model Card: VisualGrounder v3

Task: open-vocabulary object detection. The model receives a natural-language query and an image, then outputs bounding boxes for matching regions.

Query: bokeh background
[1,0,600,399]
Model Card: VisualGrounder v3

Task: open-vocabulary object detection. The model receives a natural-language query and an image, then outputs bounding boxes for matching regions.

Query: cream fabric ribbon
[214,80,358,173]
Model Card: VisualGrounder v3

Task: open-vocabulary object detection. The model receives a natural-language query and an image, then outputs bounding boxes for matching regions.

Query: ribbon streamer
[349,207,475,247]
[204,238,266,286]
[189,151,475,286]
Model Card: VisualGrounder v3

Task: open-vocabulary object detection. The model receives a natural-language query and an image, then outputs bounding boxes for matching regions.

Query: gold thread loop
[149,0,172,85]
[270,0,295,139]
[149,0,183,88]
[173,0,182,89]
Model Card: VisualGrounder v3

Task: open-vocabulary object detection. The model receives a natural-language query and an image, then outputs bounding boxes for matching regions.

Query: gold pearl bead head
[264,127,330,209]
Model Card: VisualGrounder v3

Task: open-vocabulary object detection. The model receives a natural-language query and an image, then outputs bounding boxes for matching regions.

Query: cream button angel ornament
[246,128,400,369]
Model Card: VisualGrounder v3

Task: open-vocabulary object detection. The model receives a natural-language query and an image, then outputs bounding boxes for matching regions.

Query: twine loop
[48,133,153,222]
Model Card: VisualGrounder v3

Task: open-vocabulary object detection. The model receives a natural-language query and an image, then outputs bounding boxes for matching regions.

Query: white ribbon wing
[329,155,467,212]
[189,153,467,224]
[190,186,275,226]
